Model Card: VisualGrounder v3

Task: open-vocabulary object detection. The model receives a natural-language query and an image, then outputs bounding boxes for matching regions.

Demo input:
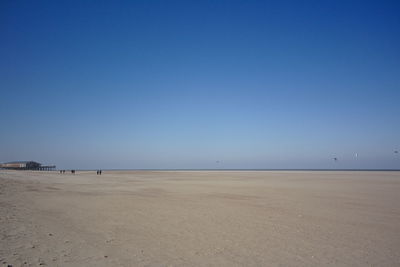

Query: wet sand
[1,170,399,266]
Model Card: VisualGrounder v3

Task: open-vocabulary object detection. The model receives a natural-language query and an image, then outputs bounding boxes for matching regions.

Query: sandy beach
[1,170,399,266]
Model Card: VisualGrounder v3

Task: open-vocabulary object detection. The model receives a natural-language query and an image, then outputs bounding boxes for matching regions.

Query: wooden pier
[0,161,56,171]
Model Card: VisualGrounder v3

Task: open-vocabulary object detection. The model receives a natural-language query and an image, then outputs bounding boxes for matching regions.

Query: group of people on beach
[58,170,100,174]
[59,170,75,174]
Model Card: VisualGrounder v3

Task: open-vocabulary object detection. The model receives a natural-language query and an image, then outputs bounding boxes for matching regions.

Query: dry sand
[1,170,399,266]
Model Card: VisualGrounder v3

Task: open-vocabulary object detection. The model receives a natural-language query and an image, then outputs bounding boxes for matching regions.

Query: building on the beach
[0,161,56,171]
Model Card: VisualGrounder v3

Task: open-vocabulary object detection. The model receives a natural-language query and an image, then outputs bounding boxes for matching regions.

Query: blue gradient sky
[1,0,399,169]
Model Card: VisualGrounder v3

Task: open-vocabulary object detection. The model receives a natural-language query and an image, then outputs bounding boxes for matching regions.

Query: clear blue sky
[1,0,399,169]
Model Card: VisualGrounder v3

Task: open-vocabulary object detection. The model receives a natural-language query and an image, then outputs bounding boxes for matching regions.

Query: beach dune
[1,170,399,266]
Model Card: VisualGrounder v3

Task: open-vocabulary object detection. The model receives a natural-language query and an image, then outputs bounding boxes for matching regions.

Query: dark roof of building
[3,161,40,164]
